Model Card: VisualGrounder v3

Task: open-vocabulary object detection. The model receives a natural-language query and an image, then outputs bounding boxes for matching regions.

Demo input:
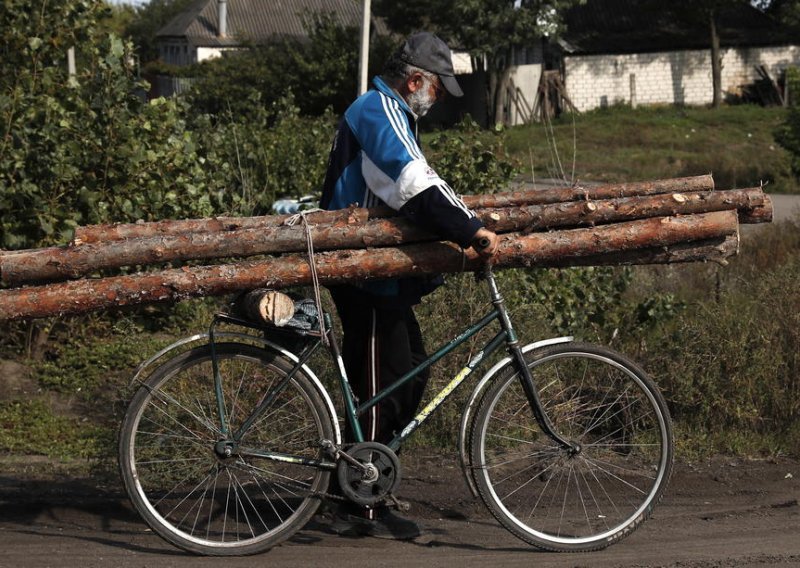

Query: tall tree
[756,0,800,29]
[667,0,754,108]
[373,0,584,127]
[122,0,198,63]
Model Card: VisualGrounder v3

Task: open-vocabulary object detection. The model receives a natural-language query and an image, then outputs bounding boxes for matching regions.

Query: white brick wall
[564,45,800,112]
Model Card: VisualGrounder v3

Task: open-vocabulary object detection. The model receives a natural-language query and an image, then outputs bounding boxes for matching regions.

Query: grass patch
[0,399,106,459]
[501,104,797,193]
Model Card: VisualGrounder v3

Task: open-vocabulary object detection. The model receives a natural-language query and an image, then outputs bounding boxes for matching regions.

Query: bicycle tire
[469,342,673,552]
[119,342,334,556]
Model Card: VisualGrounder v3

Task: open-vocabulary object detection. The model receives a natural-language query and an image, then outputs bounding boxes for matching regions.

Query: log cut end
[235,289,295,326]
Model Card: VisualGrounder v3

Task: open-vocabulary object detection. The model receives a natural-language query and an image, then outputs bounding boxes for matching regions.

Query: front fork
[484,269,577,453]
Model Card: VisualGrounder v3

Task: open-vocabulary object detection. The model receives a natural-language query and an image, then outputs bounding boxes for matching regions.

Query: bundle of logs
[0,174,772,321]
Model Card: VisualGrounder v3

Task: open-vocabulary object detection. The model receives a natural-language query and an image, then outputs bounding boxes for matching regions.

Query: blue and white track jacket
[321,77,483,304]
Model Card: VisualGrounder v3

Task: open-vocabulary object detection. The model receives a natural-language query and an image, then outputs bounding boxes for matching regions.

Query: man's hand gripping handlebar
[471,227,499,259]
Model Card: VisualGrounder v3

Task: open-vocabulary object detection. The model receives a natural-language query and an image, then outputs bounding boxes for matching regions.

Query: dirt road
[0,454,797,568]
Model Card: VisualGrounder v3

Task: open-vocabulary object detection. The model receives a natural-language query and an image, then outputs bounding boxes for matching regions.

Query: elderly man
[320,32,498,539]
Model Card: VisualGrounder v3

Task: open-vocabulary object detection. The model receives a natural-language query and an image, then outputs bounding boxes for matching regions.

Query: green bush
[190,97,336,215]
[0,1,227,249]
[426,116,518,194]
[0,0,341,249]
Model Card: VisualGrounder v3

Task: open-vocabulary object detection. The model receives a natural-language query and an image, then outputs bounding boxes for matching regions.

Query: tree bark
[0,211,739,321]
[70,175,716,244]
[711,10,722,108]
[0,187,765,286]
[494,64,514,127]
[564,234,738,267]
[70,207,371,245]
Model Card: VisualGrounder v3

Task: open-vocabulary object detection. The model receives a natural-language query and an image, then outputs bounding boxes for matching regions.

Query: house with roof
[156,0,386,67]
[556,0,800,112]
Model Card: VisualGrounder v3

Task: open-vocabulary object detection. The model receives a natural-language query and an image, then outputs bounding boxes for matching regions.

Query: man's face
[407,72,445,117]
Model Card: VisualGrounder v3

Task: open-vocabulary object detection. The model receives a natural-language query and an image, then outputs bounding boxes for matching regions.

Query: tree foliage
[756,0,800,29]
[373,0,584,126]
[775,67,800,177]
[185,15,395,119]
[0,0,233,249]
[0,0,335,250]
[121,0,198,63]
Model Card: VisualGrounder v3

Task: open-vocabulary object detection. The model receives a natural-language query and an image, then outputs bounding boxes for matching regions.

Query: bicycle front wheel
[470,342,673,552]
[119,342,334,556]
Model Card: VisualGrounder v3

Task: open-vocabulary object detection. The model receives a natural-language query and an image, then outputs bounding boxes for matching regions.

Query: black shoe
[367,508,422,540]
[329,507,421,540]
[329,511,374,537]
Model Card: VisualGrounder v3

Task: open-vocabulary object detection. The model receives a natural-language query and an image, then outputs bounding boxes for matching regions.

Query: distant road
[768,193,800,223]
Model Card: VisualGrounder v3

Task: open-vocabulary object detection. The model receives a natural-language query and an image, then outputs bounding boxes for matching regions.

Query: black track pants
[330,288,429,445]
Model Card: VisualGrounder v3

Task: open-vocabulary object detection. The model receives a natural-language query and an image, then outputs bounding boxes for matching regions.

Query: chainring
[336,441,401,506]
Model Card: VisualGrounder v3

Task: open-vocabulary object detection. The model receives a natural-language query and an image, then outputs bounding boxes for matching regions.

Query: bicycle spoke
[501,458,561,500]
[122,343,332,554]
[484,446,560,470]
[579,455,649,495]
[577,465,610,532]
[472,344,672,550]
[148,384,221,437]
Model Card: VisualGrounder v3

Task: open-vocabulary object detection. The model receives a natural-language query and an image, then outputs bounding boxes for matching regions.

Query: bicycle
[119,266,674,556]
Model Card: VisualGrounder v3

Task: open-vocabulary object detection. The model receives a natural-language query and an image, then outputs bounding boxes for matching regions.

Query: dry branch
[0,211,739,321]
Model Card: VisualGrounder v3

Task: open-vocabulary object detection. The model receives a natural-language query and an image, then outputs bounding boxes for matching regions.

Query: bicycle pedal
[388,494,411,512]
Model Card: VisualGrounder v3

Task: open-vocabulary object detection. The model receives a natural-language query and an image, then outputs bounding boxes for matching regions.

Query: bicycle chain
[270,442,402,506]
[234,442,408,509]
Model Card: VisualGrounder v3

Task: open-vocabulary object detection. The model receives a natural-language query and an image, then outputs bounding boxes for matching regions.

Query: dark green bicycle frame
[351,309,508,451]
[206,269,573,470]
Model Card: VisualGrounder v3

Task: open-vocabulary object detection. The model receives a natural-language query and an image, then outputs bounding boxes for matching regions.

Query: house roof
[157,0,387,47]
[560,0,795,55]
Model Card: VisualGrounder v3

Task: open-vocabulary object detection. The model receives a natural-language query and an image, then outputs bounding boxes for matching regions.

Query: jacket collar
[372,76,416,118]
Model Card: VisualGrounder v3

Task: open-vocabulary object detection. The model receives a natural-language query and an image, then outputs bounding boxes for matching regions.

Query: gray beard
[407,85,436,117]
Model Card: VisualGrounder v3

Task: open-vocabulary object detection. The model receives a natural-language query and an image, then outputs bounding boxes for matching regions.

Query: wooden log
[0,188,763,286]
[482,187,766,233]
[71,207,372,245]
[71,175,714,243]
[0,211,738,321]
[465,174,715,209]
[234,289,296,325]
[738,193,773,224]
[564,234,738,267]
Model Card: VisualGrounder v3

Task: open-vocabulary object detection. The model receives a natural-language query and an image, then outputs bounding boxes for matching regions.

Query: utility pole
[67,47,76,76]
[357,0,371,96]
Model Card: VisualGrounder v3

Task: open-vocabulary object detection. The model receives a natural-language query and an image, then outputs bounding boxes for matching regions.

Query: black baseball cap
[396,32,464,98]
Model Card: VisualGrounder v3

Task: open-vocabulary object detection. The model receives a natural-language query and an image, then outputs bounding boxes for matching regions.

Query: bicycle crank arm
[320,439,371,473]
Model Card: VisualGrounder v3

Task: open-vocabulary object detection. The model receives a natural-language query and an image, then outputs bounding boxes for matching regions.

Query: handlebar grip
[475,236,491,251]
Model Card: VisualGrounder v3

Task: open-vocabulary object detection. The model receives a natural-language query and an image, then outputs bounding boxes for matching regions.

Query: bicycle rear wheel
[470,342,673,552]
[119,342,334,555]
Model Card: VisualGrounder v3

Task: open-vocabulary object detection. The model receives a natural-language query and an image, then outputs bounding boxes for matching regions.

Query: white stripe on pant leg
[369,308,378,441]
